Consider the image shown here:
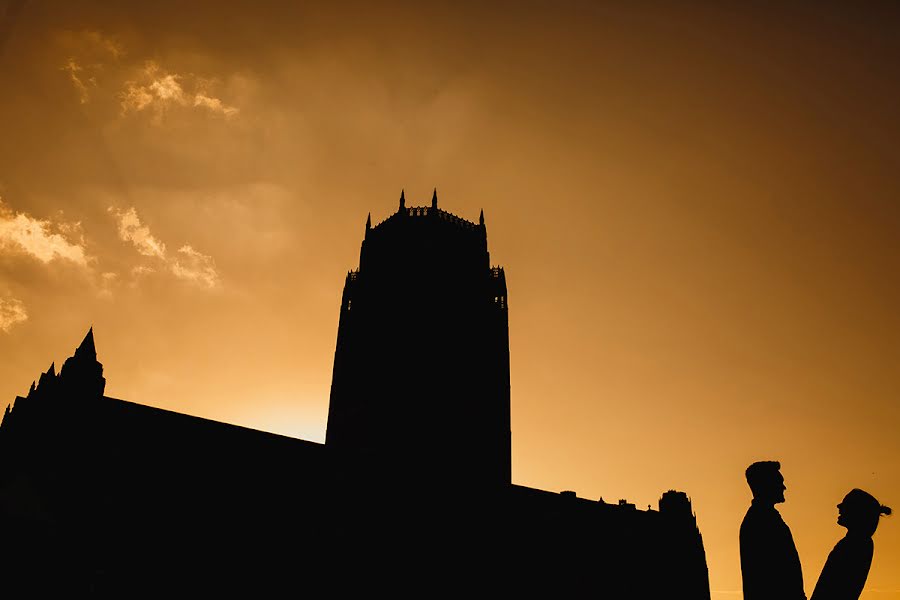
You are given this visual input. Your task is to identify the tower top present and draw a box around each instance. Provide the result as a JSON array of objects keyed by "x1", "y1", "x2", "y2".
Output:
[
  {"x1": 432, "y1": 188, "x2": 438, "y2": 209},
  {"x1": 399, "y1": 189, "x2": 406, "y2": 210},
  {"x1": 75, "y1": 327, "x2": 97, "y2": 360}
]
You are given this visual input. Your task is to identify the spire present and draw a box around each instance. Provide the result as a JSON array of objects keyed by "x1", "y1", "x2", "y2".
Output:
[
  {"x1": 479, "y1": 209, "x2": 485, "y2": 226},
  {"x1": 75, "y1": 327, "x2": 97, "y2": 359},
  {"x1": 399, "y1": 189, "x2": 406, "y2": 210},
  {"x1": 366, "y1": 212, "x2": 371, "y2": 230},
  {"x1": 431, "y1": 188, "x2": 438, "y2": 209}
]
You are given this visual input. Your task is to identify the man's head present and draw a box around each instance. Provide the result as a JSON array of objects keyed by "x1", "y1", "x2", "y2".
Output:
[{"x1": 745, "y1": 461, "x2": 786, "y2": 505}]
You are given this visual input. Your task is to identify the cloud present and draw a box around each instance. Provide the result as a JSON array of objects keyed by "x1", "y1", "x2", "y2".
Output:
[
  {"x1": 61, "y1": 58, "x2": 94, "y2": 104},
  {"x1": 119, "y1": 82, "x2": 154, "y2": 112},
  {"x1": 0, "y1": 297, "x2": 27, "y2": 332},
  {"x1": 120, "y1": 61, "x2": 238, "y2": 121},
  {"x1": 58, "y1": 31, "x2": 122, "y2": 104},
  {"x1": 58, "y1": 34, "x2": 240, "y2": 122},
  {"x1": 109, "y1": 206, "x2": 166, "y2": 258},
  {"x1": 171, "y1": 245, "x2": 219, "y2": 288},
  {"x1": 0, "y1": 198, "x2": 89, "y2": 266},
  {"x1": 98, "y1": 271, "x2": 118, "y2": 298},
  {"x1": 110, "y1": 206, "x2": 220, "y2": 288},
  {"x1": 194, "y1": 93, "x2": 239, "y2": 118},
  {"x1": 149, "y1": 73, "x2": 185, "y2": 103},
  {"x1": 74, "y1": 30, "x2": 122, "y2": 60},
  {"x1": 57, "y1": 30, "x2": 122, "y2": 61},
  {"x1": 131, "y1": 265, "x2": 155, "y2": 277}
]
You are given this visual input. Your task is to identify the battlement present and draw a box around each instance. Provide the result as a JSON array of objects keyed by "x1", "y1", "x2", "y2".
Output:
[
  {"x1": 371, "y1": 206, "x2": 482, "y2": 232},
  {"x1": 367, "y1": 190, "x2": 485, "y2": 239}
]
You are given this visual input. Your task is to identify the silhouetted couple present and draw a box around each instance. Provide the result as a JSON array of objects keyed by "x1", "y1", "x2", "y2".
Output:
[{"x1": 740, "y1": 461, "x2": 891, "y2": 600}]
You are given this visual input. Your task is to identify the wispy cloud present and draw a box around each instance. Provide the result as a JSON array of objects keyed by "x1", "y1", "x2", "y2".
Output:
[
  {"x1": 109, "y1": 206, "x2": 166, "y2": 258},
  {"x1": 0, "y1": 198, "x2": 89, "y2": 266},
  {"x1": 97, "y1": 271, "x2": 118, "y2": 298},
  {"x1": 110, "y1": 206, "x2": 220, "y2": 288},
  {"x1": 58, "y1": 31, "x2": 122, "y2": 104},
  {"x1": 0, "y1": 297, "x2": 28, "y2": 333},
  {"x1": 194, "y1": 93, "x2": 239, "y2": 118},
  {"x1": 120, "y1": 61, "x2": 239, "y2": 122},
  {"x1": 61, "y1": 58, "x2": 94, "y2": 104},
  {"x1": 58, "y1": 33, "x2": 240, "y2": 123},
  {"x1": 58, "y1": 30, "x2": 122, "y2": 61},
  {"x1": 171, "y1": 245, "x2": 219, "y2": 288}
]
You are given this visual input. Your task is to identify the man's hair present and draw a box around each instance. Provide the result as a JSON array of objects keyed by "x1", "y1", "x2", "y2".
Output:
[{"x1": 745, "y1": 461, "x2": 781, "y2": 494}]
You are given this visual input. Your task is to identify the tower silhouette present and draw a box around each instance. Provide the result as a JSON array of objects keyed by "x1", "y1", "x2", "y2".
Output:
[{"x1": 326, "y1": 190, "x2": 511, "y2": 486}]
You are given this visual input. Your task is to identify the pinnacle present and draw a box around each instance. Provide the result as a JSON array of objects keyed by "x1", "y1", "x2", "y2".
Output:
[{"x1": 76, "y1": 327, "x2": 97, "y2": 359}]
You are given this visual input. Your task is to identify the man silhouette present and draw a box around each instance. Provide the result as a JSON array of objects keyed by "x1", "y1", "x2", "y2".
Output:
[{"x1": 740, "y1": 460, "x2": 806, "y2": 600}]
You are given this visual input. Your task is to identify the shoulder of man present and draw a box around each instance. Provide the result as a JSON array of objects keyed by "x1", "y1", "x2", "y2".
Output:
[{"x1": 741, "y1": 504, "x2": 783, "y2": 530}]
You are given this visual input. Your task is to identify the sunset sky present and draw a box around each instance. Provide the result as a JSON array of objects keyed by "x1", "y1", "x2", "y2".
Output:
[{"x1": 1, "y1": 1, "x2": 899, "y2": 597}]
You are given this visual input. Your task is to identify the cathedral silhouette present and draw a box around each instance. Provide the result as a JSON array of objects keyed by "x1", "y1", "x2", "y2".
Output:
[{"x1": 0, "y1": 192, "x2": 710, "y2": 597}]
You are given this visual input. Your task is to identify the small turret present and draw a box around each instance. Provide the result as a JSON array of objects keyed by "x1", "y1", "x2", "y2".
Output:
[
  {"x1": 479, "y1": 209, "x2": 485, "y2": 226},
  {"x1": 432, "y1": 188, "x2": 438, "y2": 209},
  {"x1": 399, "y1": 189, "x2": 406, "y2": 211}
]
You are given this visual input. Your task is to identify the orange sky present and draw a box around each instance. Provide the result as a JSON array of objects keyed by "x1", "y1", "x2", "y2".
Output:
[{"x1": 1, "y1": 2, "x2": 899, "y2": 597}]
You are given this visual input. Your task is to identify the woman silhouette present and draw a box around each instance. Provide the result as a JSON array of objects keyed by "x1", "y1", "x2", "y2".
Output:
[{"x1": 811, "y1": 489, "x2": 891, "y2": 600}]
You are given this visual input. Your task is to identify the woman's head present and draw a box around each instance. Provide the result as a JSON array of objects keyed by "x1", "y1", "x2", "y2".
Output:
[{"x1": 837, "y1": 489, "x2": 892, "y2": 536}]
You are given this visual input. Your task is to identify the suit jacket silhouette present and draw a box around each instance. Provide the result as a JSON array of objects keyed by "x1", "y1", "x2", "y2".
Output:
[
  {"x1": 740, "y1": 500, "x2": 806, "y2": 600},
  {"x1": 810, "y1": 534, "x2": 873, "y2": 600}
]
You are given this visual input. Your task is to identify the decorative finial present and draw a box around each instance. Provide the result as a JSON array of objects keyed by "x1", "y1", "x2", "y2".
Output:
[
  {"x1": 431, "y1": 188, "x2": 438, "y2": 209},
  {"x1": 399, "y1": 189, "x2": 406, "y2": 210},
  {"x1": 366, "y1": 212, "x2": 371, "y2": 230},
  {"x1": 479, "y1": 209, "x2": 485, "y2": 226}
]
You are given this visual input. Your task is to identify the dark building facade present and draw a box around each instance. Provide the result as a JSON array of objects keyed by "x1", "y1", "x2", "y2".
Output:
[
  {"x1": 327, "y1": 190, "x2": 511, "y2": 486},
  {"x1": 0, "y1": 193, "x2": 710, "y2": 598}
]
